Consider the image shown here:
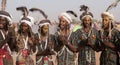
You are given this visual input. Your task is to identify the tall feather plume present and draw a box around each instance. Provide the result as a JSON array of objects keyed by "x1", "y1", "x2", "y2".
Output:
[
  {"x1": 29, "y1": 8, "x2": 48, "y2": 19},
  {"x1": 106, "y1": 0, "x2": 120, "y2": 12},
  {"x1": 1, "y1": 0, "x2": 7, "y2": 11},
  {"x1": 66, "y1": 10, "x2": 77, "y2": 17},
  {"x1": 79, "y1": 5, "x2": 93, "y2": 20},
  {"x1": 80, "y1": 5, "x2": 89, "y2": 12},
  {"x1": 16, "y1": 6, "x2": 29, "y2": 18}
]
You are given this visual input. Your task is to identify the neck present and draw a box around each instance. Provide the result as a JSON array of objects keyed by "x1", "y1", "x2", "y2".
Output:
[
  {"x1": 104, "y1": 28, "x2": 109, "y2": 32},
  {"x1": 41, "y1": 32, "x2": 48, "y2": 37},
  {"x1": 0, "y1": 28, "x2": 7, "y2": 31},
  {"x1": 60, "y1": 28, "x2": 70, "y2": 36},
  {"x1": 84, "y1": 27, "x2": 90, "y2": 33},
  {"x1": 84, "y1": 25, "x2": 91, "y2": 28},
  {"x1": 61, "y1": 27, "x2": 68, "y2": 32},
  {"x1": 0, "y1": 29, "x2": 5, "y2": 31},
  {"x1": 22, "y1": 32, "x2": 28, "y2": 37},
  {"x1": 103, "y1": 25, "x2": 110, "y2": 31}
]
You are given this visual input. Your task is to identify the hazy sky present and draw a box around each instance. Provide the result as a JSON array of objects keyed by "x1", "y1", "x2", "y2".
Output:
[{"x1": 2, "y1": 0, "x2": 120, "y2": 22}]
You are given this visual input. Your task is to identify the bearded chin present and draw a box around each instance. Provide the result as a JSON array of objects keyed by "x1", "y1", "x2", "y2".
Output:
[
  {"x1": 60, "y1": 25, "x2": 69, "y2": 30},
  {"x1": 41, "y1": 31, "x2": 48, "y2": 36},
  {"x1": 104, "y1": 26, "x2": 109, "y2": 30},
  {"x1": 22, "y1": 29, "x2": 28, "y2": 33},
  {"x1": 103, "y1": 24, "x2": 109, "y2": 30},
  {"x1": 84, "y1": 24, "x2": 91, "y2": 28},
  {"x1": 0, "y1": 27, "x2": 2, "y2": 29},
  {"x1": 0, "y1": 27, "x2": 5, "y2": 30}
]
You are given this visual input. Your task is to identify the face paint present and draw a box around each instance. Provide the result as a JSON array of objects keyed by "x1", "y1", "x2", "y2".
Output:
[
  {"x1": 41, "y1": 25, "x2": 49, "y2": 35},
  {"x1": 83, "y1": 16, "x2": 91, "y2": 27},
  {"x1": 21, "y1": 22, "x2": 29, "y2": 33},
  {"x1": 102, "y1": 15, "x2": 110, "y2": 29},
  {"x1": 59, "y1": 17, "x2": 68, "y2": 29}
]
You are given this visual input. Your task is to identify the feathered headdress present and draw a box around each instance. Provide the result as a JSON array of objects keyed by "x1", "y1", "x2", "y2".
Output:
[
  {"x1": 0, "y1": 0, "x2": 12, "y2": 24},
  {"x1": 58, "y1": 10, "x2": 77, "y2": 24},
  {"x1": 79, "y1": 5, "x2": 93, "y2": 20},
  {"x1": 29, "y1": 7, "x2": 50, "y2": 27},
  {"x1": 16, "y1": 6, "x2": 29, "y2": 18},
  {"x1": 101, "y1": 0, "x2": 119, "y2": 38},
  {"x1": 80, "y1": 5, "x2": 89, "y2": 12},
  {"x1": 16, "y1": 6, "x2": 34, "y2": 27}
]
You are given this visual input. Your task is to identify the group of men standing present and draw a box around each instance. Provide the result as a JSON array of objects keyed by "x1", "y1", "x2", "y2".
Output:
[{"x1": 0, "y1": 1, "x2": 120, "y2": 65}]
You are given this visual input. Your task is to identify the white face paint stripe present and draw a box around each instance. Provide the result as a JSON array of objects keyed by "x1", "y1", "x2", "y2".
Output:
[
  {"x1": 39, "y1": 23, "x2": 50, "y2": 27},
  {"x1": 81, "y1": 15, "x2": 93, "y2": 20},
  {"x1": 20, "y1": 20, "x2": 32, "y2": 27}
]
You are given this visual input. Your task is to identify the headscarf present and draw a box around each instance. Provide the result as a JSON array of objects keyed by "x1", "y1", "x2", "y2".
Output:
[{"x1": 59, "y1": 12, "x2": 72, "y2": 24}]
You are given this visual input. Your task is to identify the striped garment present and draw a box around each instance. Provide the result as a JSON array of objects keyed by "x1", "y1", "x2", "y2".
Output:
[
  {"x1": 75, "y1": 27, "x2": 99, "y2": 65},
  {"x1": 55, "y1": 31, "x2": 77, "y2": 65}
]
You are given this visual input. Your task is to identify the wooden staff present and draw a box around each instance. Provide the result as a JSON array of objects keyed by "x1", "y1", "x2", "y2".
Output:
[{"x1": 1, "y1": 0, "x2": 7, "y2": 11}]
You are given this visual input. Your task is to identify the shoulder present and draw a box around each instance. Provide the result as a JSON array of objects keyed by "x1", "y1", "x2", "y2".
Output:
[
  {"x1": 92, "y1": 27, "x2": 99, "y2": 32},
  {"x1": 55, "y1": 31, "x2": 60, "y2": 37},
  {"x1": 112, "y1": 28, "x2": 120, "y2": 37},
  {"x1": 112, "y1": 28, "x2": 120, "y2": 33},
  {"x1": 74, "y1": 29, "x2": 82, "y2": 34}
]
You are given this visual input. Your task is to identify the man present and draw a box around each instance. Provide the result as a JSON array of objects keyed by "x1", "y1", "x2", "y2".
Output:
[
  {"x1": 99, "y1": 12, "x2": 119, "y2": 65},
  {"x1": 0, "y1": 10, "x2": 15, "y2": 65},
  {"x1": 34, "y1": 19, "x2": 57, "y2": 65},
  {"x1": 16, "y1": 7, "x2": 35, "y2": 65},
  {"x1": 75, "y1": 11, "x2": 100, "y2": 65},
  {"x1": 0, "y1": 0, "x2": 15, "y2": 64},
  {"x1": 30, "y1": 7, "x2": 57, "y2": 65},
  {"x1": 55, "y1": 12, "x2": 78, "y2": 65}
]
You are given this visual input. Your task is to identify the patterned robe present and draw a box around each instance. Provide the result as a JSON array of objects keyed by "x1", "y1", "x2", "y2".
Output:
[
  {"x1": 16, "y1": 34, "x2": 35, "y2": 53},
  {"x1": 75, "y1": 27, "x2": 99, "y2": 65},
  {"x1": 55, "y1": 31, "x2": 77, "y2": 65},
  {"x1": 16, "y1": 34, "x2": 35, "y2": 65},
  {"x1": 35, "y1": 33, "x2": 56, "y2": 65},
  {"x1": 99, "y1": 28, "x2": 119, "y2": 65},
  {"x1": 0, "y1": 27, "x2": 15, "y2": 65}
]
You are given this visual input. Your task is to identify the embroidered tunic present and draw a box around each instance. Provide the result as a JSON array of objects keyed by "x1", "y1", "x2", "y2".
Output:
[
  {"x1": 55, "y1": 30, "x2": 77, "y2": 65},
  {"x1": 75, "y1": 27, "x2": 99, "y2": 65},
  {"x1": 0, "y1": 27, "x2": 15, "y2": 65},
  {"x1": 16, "y1": 33, "x2": 35, "y2": 65},
  {"x1": 16, "y1": 34, "x2": 35, "y2": 53},
  {"x1": 35, "y1": 33, "x2": 56, "y2": 65},
  {"x1": 99, "y1": 28, "x2": 119, "y2": 65}
]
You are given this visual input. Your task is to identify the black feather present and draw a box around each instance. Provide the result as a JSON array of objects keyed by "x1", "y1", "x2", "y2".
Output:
[
  {"x1": 80, "y1": 5, "x2": 89, "y2": 12},
  {"x1": 16, "y1": 6, "x2": 29, "y2": 17},
  {"x1": 66, "y1": 10, "x2": 77, "y2": 17},
  {"x1": 29, "y1": 8, "x2": 48, "y2": 19}
]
